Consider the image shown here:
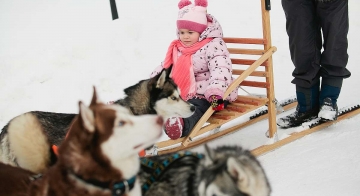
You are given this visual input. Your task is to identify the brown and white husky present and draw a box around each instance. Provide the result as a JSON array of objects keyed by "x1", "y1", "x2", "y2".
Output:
[{"x1": 0, "y1": 87, "x2": 163, "y2": 196}]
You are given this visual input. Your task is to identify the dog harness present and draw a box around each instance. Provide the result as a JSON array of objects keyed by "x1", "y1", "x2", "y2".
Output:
[
  {"x1": 71, "y1": 172, "x2": 137, "y2": 196},
  {"x1": 112, "y1": 176, "x2": 137, "y2": 196},
  {"x1": 140, "y1": 151, "x2": 204, "y2": 194}
]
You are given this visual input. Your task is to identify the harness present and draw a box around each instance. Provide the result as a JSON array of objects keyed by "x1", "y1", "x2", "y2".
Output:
[
  {"x1": 29, "y1": 171, "x2": 137, "y2": 196},
  {"x1": 141, "y1": 151, "x2": 204, "y2": 193},
  {"x1": 70, "y1": 172, "x2": 137, "y2": 196}
]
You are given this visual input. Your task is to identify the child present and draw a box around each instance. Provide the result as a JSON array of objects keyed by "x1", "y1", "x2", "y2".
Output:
[{"x1": 150, "y1": 0, "x2": 238, "y2": 140}]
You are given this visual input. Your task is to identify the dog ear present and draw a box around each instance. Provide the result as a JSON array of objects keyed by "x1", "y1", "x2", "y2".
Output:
[
  {"x1": 79, "y1": 101, "x2": 95, "y2": 132},
  {"x1": 165, "y1": 64, "x2": 173, "y2": 78},
  {"x1": 90, "y1": 86, "x2": 98, "y2": 106},
  {"x1": 204, "y1": 144, "x2": 216, "y2": 163},
  {"x1": 156, "y1": 69, "x2": 167, "y2": 89},
  {"x1": 226, "y1": 157, "x2": 251, "y2": 195}
]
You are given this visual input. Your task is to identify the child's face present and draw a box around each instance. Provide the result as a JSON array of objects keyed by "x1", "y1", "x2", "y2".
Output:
[{"x1": 179, "y1": 29, "x2": 200, "y2": 46}]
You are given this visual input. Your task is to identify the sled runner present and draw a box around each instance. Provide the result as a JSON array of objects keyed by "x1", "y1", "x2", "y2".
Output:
[
  {"x1": 149, "y1": 0, "x2": 282, "y2": 155},
  {"x1": 252, "y1": 104, "x2": 360, "y2": 156}
]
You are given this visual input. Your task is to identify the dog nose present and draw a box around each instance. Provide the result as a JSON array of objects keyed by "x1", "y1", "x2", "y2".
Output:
[
  {"x1": 190, "y1": 105, "x2": 196, "y2": 112},
  {"x1": 156, "y1": 116, "x2": 164, "y2": 125}
]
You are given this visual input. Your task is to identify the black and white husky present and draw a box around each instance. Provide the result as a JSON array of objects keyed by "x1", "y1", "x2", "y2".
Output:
[
  {"x1": 140, "y1": 145, "x2": 271, "y2": 196},
  {"x1": 0, "y1": 68, "x2": 195, "y2": 173},
  {"x1": 114, "y1": 66, "x2": 195, "y2": 120}
]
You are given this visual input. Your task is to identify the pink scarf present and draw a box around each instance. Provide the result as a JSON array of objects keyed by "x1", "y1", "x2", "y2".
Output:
[{"x1": 163, "y1": 38, "x2": 213, "y2": 99}]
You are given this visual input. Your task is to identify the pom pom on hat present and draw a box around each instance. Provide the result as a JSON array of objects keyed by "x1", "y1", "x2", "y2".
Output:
[
  {"x1": 195, "y1": 0, "x2": 208, "y2": 7},
  {"x1": 178, "y1": 0, "x2": 192, "y2": 9},
  {"x1": 177, "y1": 0, "x2": 208, "y2": 33}
]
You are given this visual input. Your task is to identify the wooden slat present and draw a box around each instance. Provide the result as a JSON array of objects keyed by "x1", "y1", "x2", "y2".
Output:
[
  {"x1": 228, "y1": 48, "x2": 266, "y2": 55},
  {"x1": 223, "y1": 37, "x2": 267, "y2": 45},
  {"x1": 231, "y1": 59, "x2": 268, "y2": 66},
  {"x1": 233, "y1": 69, "x2": 268, "y2": 77},
  {"x1": 226, "y1": 105, "x2": 247, "y2": 113},
  {"x1": 211, "y1": 114, "x2": 232, "y2": 120},
  {"x1": 215, "y1": 111, "x2": 236, "y2": 116},
  {"x1": 234, "y1": 96, "x2": 268, "y2": 106},
  {"x1": 229, "y1": 102, "x2": 253, "y2": 109},
  {"x1": 237, "y1": 95, "x2": 268, "y2": 102},
  {"x1": 234, "y1": 99, "x2": 261, "y2": 106},
  {"x1": 240, "y1": 81, "x2": 269, "y2": 88}
]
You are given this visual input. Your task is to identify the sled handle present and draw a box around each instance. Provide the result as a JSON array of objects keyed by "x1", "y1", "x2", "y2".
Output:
[
  {"x1": 109, "y1": 0, "x2": 119, "y2": 20},
  {"x1": 265, "y1": 0, "x2": 271, "y2": 10}
]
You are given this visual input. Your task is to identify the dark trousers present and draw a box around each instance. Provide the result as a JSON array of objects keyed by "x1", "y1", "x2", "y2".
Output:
[
  {"x1": 181, "y1": 98, "x2": 229, "y2": 137},
  {"x1": 282, "y1": 0, "x2": 350, "y2": 88}
]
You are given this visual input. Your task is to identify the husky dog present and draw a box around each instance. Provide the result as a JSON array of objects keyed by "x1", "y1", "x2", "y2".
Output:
[
  {"x1": 0, "y1": 87, "x2": 163, "y2": 196},
  {"x1": 0, "y1": 68, "x2": 195, "y2": 173},
  {"x1": 114, "y1": 66, "x2": 195, "y2": 120},
  {"x1": 140, "y1": 145, "x2": 271, "y2": 196}
]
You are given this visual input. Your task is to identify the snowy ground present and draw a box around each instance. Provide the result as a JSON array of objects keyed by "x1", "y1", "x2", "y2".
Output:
[{"x1": 1, "y1": 0, "x2": 359, "y2": 195}]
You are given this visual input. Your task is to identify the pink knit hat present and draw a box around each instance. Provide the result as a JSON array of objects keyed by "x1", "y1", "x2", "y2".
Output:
[{"x1": 177, "y1": 0, "x2": 208, "y2": 33}]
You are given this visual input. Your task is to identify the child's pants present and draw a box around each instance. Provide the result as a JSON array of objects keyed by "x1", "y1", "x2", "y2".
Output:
[{"x1": 182, "y1": 98, "x2": 228, "y2": 137}]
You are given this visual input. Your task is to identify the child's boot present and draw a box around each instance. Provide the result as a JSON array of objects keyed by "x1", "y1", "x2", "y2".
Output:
[
  {"x1": 277, "y1": 82, "x2": 319, "y2": 128},
  {"x1": 318, "y1": 78, "x2": 342, "y2": 121},
  {"x1": 164, "y1": 117, "x2": 184, "y2": 140}
]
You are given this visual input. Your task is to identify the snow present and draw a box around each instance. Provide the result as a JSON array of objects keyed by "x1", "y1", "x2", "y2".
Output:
[{"x1": 1, "y1": 0, "x2": 360, "y2": 195}]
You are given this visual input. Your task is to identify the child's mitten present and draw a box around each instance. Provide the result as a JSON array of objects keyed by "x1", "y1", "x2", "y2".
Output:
[{"x1": 209, "y1": 95, "x2": 224, "y2": 111}]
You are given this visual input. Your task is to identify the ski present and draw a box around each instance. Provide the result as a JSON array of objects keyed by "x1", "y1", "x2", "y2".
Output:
[{"x1": 252, "y1": 103, "x2": 360, "y2": 156}]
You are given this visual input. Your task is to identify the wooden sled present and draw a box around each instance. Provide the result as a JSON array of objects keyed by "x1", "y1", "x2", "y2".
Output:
[{"x1": 152, "y1": 0, "x2": 279, "y2": 155}]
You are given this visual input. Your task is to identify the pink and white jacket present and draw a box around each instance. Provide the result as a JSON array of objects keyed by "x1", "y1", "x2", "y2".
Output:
[{"x1": 151, "y1": 14, "x2": 238, "y2": 102}]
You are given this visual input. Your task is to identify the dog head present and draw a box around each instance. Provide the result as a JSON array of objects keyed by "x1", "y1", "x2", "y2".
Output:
[
  {"x1": 198, "y1": 145, "x2": 271, "y2": 196},
  {"x1": 150, "y1": 66, "x2": 195, "y2": 119},
  {"x1": 59, "y1": 87, "x2": 163, "y2": 179}
]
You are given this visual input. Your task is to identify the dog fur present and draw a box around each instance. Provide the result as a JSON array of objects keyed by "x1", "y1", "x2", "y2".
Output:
[
  {"x1": 114, "y1": 66, "x2": 195, "y2": 120},
  {"x1": 0, "y1": 87, "x2": 163, "y2": 196},
  {"x1": 140, "y1": 145, "x2": 271, "y2": 196},
  {"x1": 0, "y1": 162, "x2": 37, "y2": 196},
  {"x1": 0, "y1": 68, "x2": 194, "y2": 173}
]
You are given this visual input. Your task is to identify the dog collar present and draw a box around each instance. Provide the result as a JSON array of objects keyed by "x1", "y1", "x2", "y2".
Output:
[
  {"x1": 112, "y1": 176, "x2": 137, "y2": 196},
  {"x1": 71, "y1": 173, "x2": 136, "y2": 196}
]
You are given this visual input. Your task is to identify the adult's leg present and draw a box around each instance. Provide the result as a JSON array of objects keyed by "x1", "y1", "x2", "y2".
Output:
[
  {"x1": 317, "y1": 0, "x2": 350, "y2": 80},
  {"x1": 282, "y1": 0, "x2": 322, "y2": 88},
  {"x1": 317, "y1": 0, "x2": 350, "y2": 105},
  {"x1": 278, "y1": 0, "x2": 322, "y2": 128}
]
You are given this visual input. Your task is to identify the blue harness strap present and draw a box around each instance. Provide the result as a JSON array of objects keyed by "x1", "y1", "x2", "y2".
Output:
[
  {"x1": 112, "y1": 176, "x2": 137, "y2": 196},
  {"x1": 141, "y1": 151, "x2": 204, "y2": 193}
]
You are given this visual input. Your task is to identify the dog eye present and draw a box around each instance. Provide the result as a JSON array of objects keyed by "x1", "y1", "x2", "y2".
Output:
[
  {"x1": 118, "y1": 121, "x2": 125, "y2": 127},
  {"x1": 171, "y1": 96, "x2": 177, "y2": 101}
]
